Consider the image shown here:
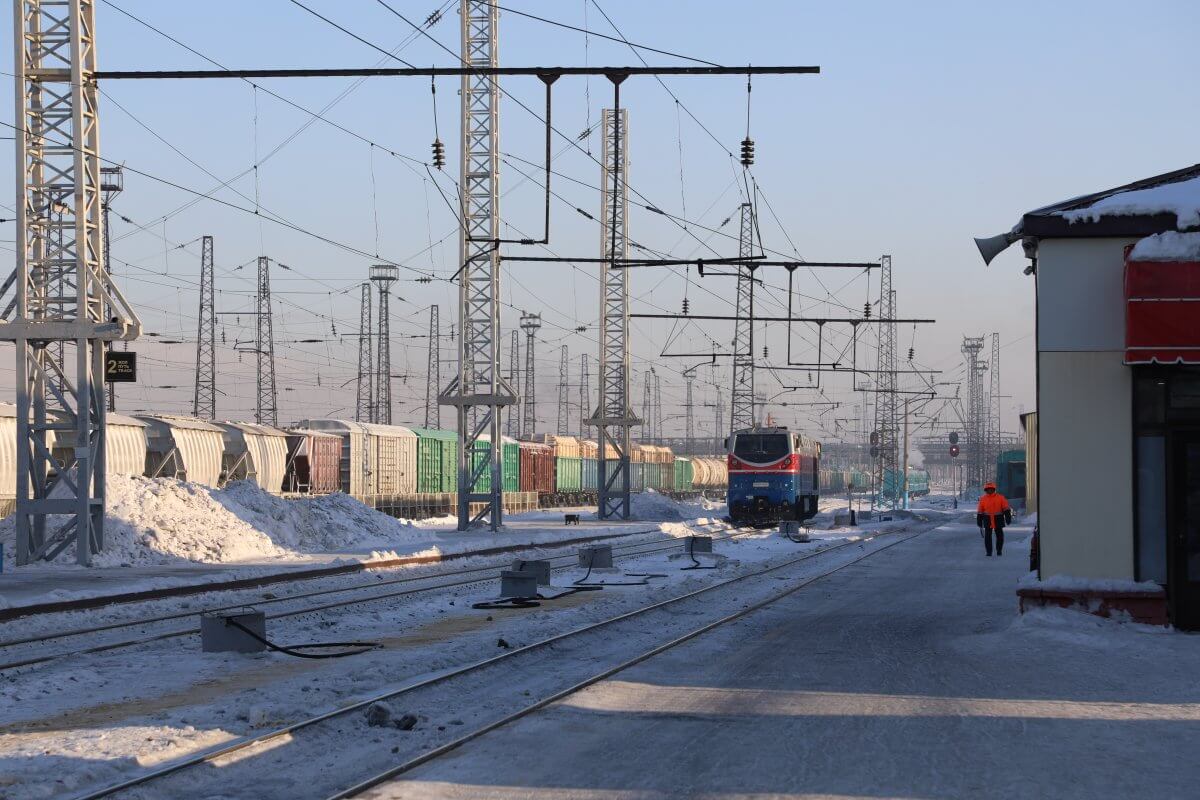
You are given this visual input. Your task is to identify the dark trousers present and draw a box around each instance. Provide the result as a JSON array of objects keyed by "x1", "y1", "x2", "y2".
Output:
[{"x1": 984, "y1": 526, "x2": 1004, "y2": 556}]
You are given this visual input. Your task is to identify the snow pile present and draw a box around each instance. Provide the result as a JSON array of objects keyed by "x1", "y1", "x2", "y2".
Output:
[
  {"x1": 1129, "y1": 230, "x2": 1200, "y2": 262},
  {"x1": 1018, "y1": 571, "x2": 1164, "y2": 594},
  {"x1": 0, "y1": 475, "x2": 435, "y2": 568},
  {"x1": 627, "y1": 489, "x2": 689, "y2": 521},
  {"x1": 1060, "y1": 174, "x2": 1200, "y2": 227}
]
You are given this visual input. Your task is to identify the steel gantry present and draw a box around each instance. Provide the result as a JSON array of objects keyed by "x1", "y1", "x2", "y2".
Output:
[
  {"x1": 192, "y1": 235, "x2": 216, "y2": 420},
  {"x1": 873, "y1": 256, "x2": 899, "y2": 509},
  {"x1": 588, "y1": 106, "x2": 639, "y2": 519},
  {"x1": 2, "y1": 0, "x2": 141, "y2": 565},
  {"x1": 255, "y1": 256, "x2": 278, "y2": 427},
  {"x1": 730, "y1": 202, "x2": 756, "y2": 434},
  {"x1": 439, "y1": 0, "x2": 515, "y2": 531}
]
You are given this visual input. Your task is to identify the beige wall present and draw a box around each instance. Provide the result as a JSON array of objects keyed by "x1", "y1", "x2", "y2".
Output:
[
  {"x1": 1036, "y1": 236, "x2": 1140, "y2": 580},
  {"x1": 1037, "y1": 351, "x2": 1133, "y2": 579}
]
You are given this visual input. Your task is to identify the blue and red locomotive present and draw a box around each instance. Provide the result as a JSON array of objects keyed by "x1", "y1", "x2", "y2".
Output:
[{"x1": 726, "y1": 426, "x2": 821, "y2": 526}]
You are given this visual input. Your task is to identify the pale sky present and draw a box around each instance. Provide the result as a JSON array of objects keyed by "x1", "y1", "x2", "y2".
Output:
[{"x1": 2, "y1": 0, "x2": 1197, "y2": 446}]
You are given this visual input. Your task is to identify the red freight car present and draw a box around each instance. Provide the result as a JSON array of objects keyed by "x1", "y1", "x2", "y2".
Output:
[
  {"x1": 518, "y1": 441, "x2": 554, "y2": 495},
  {"x1": 283, "y1": 428, "x2": 343, "y2": 494}
]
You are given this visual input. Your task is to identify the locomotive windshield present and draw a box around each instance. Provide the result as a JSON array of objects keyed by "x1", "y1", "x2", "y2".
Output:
[{"x1": 733, "y1": 433, "x2": 789, "y2": 463}]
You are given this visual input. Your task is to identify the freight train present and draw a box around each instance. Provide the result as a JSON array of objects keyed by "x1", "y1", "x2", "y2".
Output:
[
  {"x1": 0, "y1": 407, "x2": 727, "y2": 516},
  {"x1": 726, "y1": 426, "x2": 821, "y2": 526}
]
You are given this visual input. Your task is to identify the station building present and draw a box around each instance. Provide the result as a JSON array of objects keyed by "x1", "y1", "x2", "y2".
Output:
[{"x1": 981, "y1": 164, "x2": 1200, "y2": 628}]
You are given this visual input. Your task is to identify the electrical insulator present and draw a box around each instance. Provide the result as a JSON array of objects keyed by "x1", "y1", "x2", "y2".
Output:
[
  {"x1": 682, "y1": 297, "x2": 690, "y2": 315},
  {"x1": 762, "y1": 345, "x2": 768, "y2": 358},
  {"x1": 431, "y1": 138, "x2": 446, "y2": 169},
  {"x1": 908, "y1": 347, "x2": 914, "y2": 361},
  {"x1": 863, "y1": 302, "x2": 871, "y2": 319},
  {"x1": 808, "y1": 372, "x2": 813, "y2": 382},
  {"x1": 740, "y1": 137, "x2": 755, "y2": 167}
]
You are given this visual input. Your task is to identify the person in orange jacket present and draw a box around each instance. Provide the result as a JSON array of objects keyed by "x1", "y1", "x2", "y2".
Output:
[{"x1": 976, "y1": 481, "x2": 1012, "y2": 557}]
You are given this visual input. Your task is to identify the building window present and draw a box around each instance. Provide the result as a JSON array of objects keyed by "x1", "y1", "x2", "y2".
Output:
[{"x1": 1136, "y1": 435, "x2": 1167, "y2": 583}]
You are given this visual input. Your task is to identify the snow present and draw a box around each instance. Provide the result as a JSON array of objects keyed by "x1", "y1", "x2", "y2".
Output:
[
  {"x1": 1018, "y1": 571, "x2": 1164, "y2": 594},
  {"x1": 1059, "y1": 174, "x2": 1200, "y2": 227},
  {"x1": 1129, "y1": 230, "x2": 1200, "y2": 262},
  {"x1": 0, "y1": 475, "x2": 437, "y2": 569}
]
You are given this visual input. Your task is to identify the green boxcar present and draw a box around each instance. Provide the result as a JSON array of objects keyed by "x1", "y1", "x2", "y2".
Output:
[
  {"x1": 410, "y1": 427, "x2": 457, "y2": 493},
  {"x1": 674, "y1": 457, "x2": 694, "y2": 492},
  {"x1": 502, "y1": 439, "x2": 520, "y2": 493},
  {"x1": 555, "y1": 456, "x2": 583, "y2": 493}
]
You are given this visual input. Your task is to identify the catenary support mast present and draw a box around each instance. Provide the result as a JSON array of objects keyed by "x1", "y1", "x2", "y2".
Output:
[
  {"x1": 440, "y1": 0, "x2": 514, "y2": 530},
  {"x1": 556, "y1": 343, "x2": 569, "y2": 436},
  {"x1": 3, "y1": 0, "x2": 142, "y2": 565},
  {"x1": 589, "y1": 106, "x2": 639, "y2": 519},
  {"x1": 255, "y1": 256, "x2": 277, "y2": 426},
  {"x1": 520, "y1": 311, "x2": 541, "y2": 438},
  {"x1": 873, "y1": 256, "x2": 898, "y2": 509},
  {"x1": 370, "y1": 264, "x2": 398, "y2": 425},
  {"x1": 355, "y1": 282, "x2": 372, "y2": 423},
  {"x1": 425, "y1": 304, "x2": 440, "y2": 428},
  {"x1": 730, "y1": 202, "x2": 756, "y2": 433},
  {"x1": 192, "y1": 235, "x2": 215, "y2": 419}
]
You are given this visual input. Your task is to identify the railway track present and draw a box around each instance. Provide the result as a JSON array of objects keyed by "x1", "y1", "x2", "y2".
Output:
[
  {"x1": 68, "y1": 516, "x2": 941, "y2": 800},
  {"x1": 0, "y1": 522, "x2": 739, "y2": 673}
]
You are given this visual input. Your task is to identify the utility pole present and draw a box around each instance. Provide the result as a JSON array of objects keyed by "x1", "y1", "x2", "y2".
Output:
[
  {"x1": 100, "y1": 166, "x2": 123, "y2": 412},
  {"x1": 355, "y1": 283, "x2": 373, "y2": 423},
  {"x1": 684, "y1": 368, "x2": 695, "y2": 456},
  {"x1": 556, "y1": 344, "x2": 569, "y2": 436},
  {"x1": 873, "y1": 256, "x2": 898, "y2": 509},
  {"x1": 715, "y1": 391, "x2": 725, "y2": 454},
  {"x1": 256, "y1": 256, "x2": 278, "y2": 427},
  {"x1": 588, "y1": 106, "x2": 639, "y2": 519},
  {"x1": 731, "y1": 202, "x2": 756, "y2": 433},
  {"x1": 370, "y1": 264, "x2": 398, "y2": 425},
  {"x1": 901, "y1": 395, "x2": 910, "y2": 510},
  {"x1": 192, "y1": 235, "x2": 216, "y2": 420},
  {"x1": 506, "y1": 329, "x2": 521, "y2": 438},
  {"x1": 654, "y1": 370, "x2": 663, "y2": 445},
  {"x1": 425, "y1": 304, "x2": 440, "y2": 428},
  {"x1": 440, "y1": 0, "x2": 514, "y2": 530},
  {"x1": 4, "y1": 0, "x2": 141, "y2": 565},
  {"x1": 520, "y1": 312, "x2": 541, "y2": 438},
  {"x1": 578, "y1": 352, "x2": 590, "y2": 440}
]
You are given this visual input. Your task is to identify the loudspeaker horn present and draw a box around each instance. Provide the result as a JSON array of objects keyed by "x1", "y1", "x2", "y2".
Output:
[{"x1": 974, "y1": 231, "x2": 1020, "y2": 266}]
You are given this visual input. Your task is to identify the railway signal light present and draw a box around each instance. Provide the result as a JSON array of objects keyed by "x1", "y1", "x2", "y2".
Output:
[
  {"x1": 950, "y1": 444, "x2": 960, "y2": 458},
  {"x1": 949, "y1": 432, "x2": 959, "y2": 444},
  {"x1": 870, "y1": 446, "x2": 880, "y2": 458},
  {"x1": 869, "y1": 431, "x2": 879, "y2": 445}
]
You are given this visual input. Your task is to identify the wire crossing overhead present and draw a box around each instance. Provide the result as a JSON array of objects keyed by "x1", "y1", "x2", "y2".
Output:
[
  {"x1": 1, "y1": 0, "x2": 141, "y2": 566},
  {"x1": 589, "y1": 106, "x2": 639, "y2": 521},
  {"x1": 94, "y1": 66, "x2": 821, "y2": 81},
  {"x1": 192, "y1": 235, "x2": 216, "y2": 420},
  {"x1": 439, "y1": 0, "x2": 514, "y2": 532},
  {"x1": 731, "y1": 202, "x2": 757, "y2": 433},
  {"x1": 256, "y1": 256, "x2": 278, "y2": 427}
]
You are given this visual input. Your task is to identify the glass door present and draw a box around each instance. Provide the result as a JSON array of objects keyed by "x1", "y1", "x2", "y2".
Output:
[{"x1": 1170, "y1": 432, "x2": 1200, "y2": 629}]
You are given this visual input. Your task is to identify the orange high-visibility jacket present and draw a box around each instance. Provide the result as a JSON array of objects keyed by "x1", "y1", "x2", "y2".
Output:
[{"x1": 977, "y1": 492, "x2": 1011, "y2": 528}]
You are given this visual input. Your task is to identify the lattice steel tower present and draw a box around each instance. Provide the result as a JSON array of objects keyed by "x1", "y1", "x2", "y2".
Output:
[
  {"x1": 439, "y1": 0, "x2": 515, "y2": 529},
  {"x1": 425, "y1": 304, "x2": 440, "y2": 428},
  {"x1": 961, "y1": 335, "x2": 986, "y2": 492},
  {"x1": 255, "y1": 256, "x2": 278, "y2": 427},
  {"x1": 371, "y1": 264, "x2": 398, "y2": 425},
  {"x1": 3, "y1": 0, "x2": 142, "y2": 565},
  {"x1": 556, "y1": 344, "x2": 569, "y2": 436},
  {"x1": 506, "y1": 329, "x2": 520, "y2": 438},
  {"x1": 192, "y1": 235, "x2": 216, "y2": 419},
  {"x1": 731, "y1": 202, "x2": 756, "y2": 433},
  {"x1": 520, "y1": 312, "x2": 541, "y2": 438},
  {"x1": 588, "y1": 107, "x2": 639, "y2": 519},
  {"x1": 355, "y1": 283, "x2": 373, "y2": 423},
  {"x1": 988, "y1": 331, "x2": 1001, "y2": 483},
  {"x1": 578, "y1": 352, "x2": 590, "y2": 440},
  {"x1": 684, "y1": 367, "x2": 696, "y2": 455},
  {"x1": 873, "y1": 256, "x2": 899, "y2": 509},
  {"x1": 654, "y1": 370, "x2": 663, "y2": 445}
]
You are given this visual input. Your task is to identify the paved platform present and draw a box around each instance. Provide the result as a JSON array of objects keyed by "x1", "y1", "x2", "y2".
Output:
[{"x1": 371, "y1": 518, "x2": 1200, "y2": 799}]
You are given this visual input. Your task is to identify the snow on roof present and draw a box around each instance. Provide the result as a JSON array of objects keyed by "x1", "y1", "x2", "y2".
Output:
[
  {"x1": 1059, "y1": 174, "x2": 1200, "y2": 227},
  {"x1": 1129, "y1": 231, "x2": 1200, "y2": 262}
]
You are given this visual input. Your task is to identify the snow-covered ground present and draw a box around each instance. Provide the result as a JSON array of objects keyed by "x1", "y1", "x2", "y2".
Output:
[{"x1": 0, "y1": 498, "x2": 940, "y2": 799}]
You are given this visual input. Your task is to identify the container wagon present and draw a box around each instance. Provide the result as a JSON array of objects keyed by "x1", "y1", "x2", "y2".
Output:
[
  {"x1": 283, "y1": 428, "x2": 342, "y2": 494},
  {"x1": 295, "y1": 419, "x2": 418, "y2": 498},
  {"x1": 410, "y1": 427, "x2": 458, "y2": 493},
  {"x1": 518, "y1": 441, "x2": 554, "y2": 496}
]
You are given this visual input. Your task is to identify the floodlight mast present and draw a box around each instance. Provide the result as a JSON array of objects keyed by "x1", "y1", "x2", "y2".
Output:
[{"x1": 3, "y1": 0, "x2": 141, "y2": 565}]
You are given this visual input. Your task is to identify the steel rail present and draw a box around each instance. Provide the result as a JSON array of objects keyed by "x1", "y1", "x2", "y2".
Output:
[
  {"x1": 0, "y1": 524, "x2": 735, "y2": 672},
  {"x1": 69, "y1": 521, "x2": 931, "y2": 800},
  {"x1": 330, "y1": 528, "x2": 925, "y2": 798}
]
